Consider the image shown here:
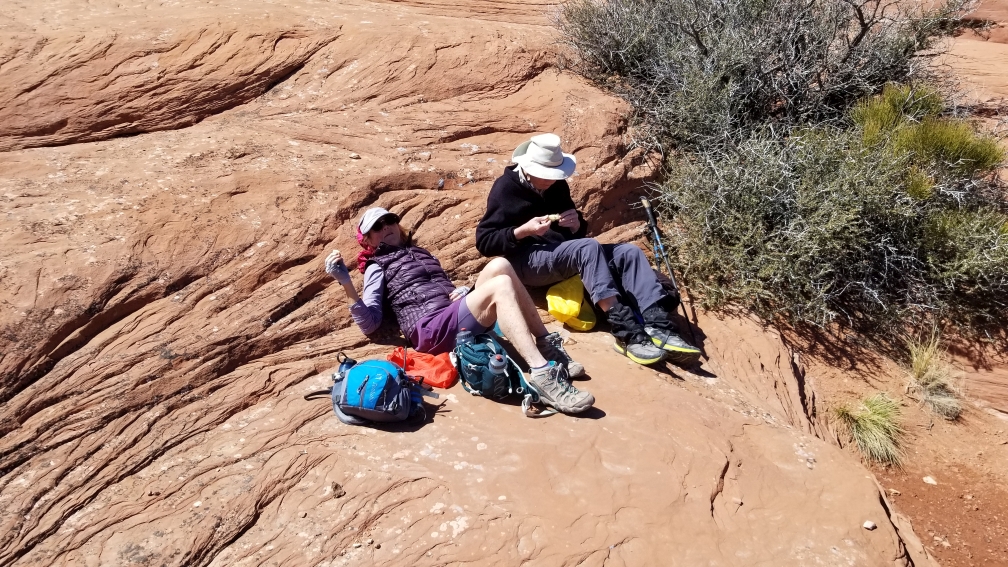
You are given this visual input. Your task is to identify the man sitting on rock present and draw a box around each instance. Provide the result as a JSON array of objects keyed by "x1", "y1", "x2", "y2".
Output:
[
  {"x1": 325, "y1": 206, "x2": 594, "y2": 414},
  {"x1": 475, "y1": 133, "x2": 701, "y2": 367}
]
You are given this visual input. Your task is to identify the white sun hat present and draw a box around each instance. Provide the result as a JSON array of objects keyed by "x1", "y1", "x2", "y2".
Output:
[
  {"x1": 511, "y1": 133, "x2": 577, "y2": 180},
  {"x1": 357, "y1": 207, "x2": 400, "y2": 234}
]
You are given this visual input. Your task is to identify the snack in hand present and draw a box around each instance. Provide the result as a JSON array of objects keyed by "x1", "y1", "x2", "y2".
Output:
[{"x1": 547, "y1": 214, "x2": 562, "y2": 222}]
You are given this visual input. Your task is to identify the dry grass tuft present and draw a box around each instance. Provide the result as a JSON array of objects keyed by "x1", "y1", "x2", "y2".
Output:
[
  {"x1": 835, "y1": 393, "x2": 904, "y2": 467},
  {"x1": 906, "y1": 330, "x2": 963, "y2": 420}
]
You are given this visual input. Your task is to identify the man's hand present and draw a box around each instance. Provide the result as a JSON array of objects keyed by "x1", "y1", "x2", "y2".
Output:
[
  {"x1": 325, "y1": 250, "x2": 353, "y2": 285},
  {"x1": 514, "y1": 216, "x2": 552, "y2": 240},
  {"x1": 556, "y1": 208, "x2": 580, "y2": 231}
]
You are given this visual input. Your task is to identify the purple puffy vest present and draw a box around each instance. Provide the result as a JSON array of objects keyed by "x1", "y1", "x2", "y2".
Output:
[{"x1": 369, "y1": 244, "x2": 456, "y2": 342}]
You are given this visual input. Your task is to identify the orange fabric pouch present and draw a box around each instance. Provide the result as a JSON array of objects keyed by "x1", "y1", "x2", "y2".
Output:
[{"x1": 387, "y1": 347, "x2": 458, "y2": 389}]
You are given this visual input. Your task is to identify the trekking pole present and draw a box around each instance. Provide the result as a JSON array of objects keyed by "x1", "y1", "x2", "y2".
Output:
[{"x1": 640, "y1": 197, "x2": 698, "y2": 345}]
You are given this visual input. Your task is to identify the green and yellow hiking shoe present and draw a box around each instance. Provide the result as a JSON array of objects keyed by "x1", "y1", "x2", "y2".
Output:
[
  {"x1": 645, "y1": 326, "x2": 702, "y2": 366},
  {"x1": 612, "y1": 337, "x2": 666, "y2": 366}
]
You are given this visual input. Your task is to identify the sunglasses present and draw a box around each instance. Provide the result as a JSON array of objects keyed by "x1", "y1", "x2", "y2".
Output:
[{"x1": 369, "y1": 215, "x2": 398, "y2": 233}]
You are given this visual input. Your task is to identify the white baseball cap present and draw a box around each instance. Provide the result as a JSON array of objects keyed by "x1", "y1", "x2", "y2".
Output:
[{"x1": 358, "y1": 207, "x2": 400, "y2": 234}]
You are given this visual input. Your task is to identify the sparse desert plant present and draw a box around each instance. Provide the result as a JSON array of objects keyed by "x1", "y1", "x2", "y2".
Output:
[
  {"x1": 556, "y1": 0, "x2": 972, "y2": 150},
  {"x1": 895, "y1": 118, "x2": 1005, "y2": 177},
  {"x1": 841, "y1": 83, "x2": 1004, "y2": 197},
  {"x1": 905, "y1": 330, "x2": 963, "y2": 419},
  {"x1": 834, "y1": 393, "x2": 905, "y2": 466}
]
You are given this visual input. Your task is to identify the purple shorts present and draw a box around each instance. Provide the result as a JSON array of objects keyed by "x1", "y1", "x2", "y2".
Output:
[{"x1": 410, "y1": 298, "x2": 488, "y2": 355}]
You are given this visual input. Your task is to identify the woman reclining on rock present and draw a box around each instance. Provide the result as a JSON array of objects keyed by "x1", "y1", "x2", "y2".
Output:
[{"x1": 324, "y1": 206, "x2": 593, "y2": 414}]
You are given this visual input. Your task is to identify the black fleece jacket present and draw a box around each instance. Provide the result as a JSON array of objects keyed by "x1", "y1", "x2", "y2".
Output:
[{"x1": 475, "y1": 165, "x2": 588, "y2": 257}]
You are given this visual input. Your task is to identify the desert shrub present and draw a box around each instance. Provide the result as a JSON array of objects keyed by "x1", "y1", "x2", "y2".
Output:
[
  {"x1": 556, "y1": 0, "x2": 970, "y2": 149},
  {"x1": 653, "y1": 119, "x2": 1008, "y2": 335},
  {"x1": 920, "y1": 209, "x2": 1008, "y2": 328},
  {"x1": 558, "y1": 0, "x2": 1007, "y2": 339},
  {"x1": 905, "y1": 329, "x2": 962, "y2": 419},
  {"x1": 835, "y1": 393, "x2": 904, "y2": 466},
  {"x1": 657, "y1": 128, "x2": 915, "y2": 328}
]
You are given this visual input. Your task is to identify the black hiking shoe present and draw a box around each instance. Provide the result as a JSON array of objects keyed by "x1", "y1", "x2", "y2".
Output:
[
  {"x1": 611, "y1": 339, "x2": 666, "y2": 365},
  {"x1": 645, "y1": 327, "x2": 702, "y2": 365}
]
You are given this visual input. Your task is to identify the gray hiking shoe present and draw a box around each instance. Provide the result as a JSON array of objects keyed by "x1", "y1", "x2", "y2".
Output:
[
  {"x1": 645, "y1": 326, "x2": 702, "y2": 366},
  {"x1": 536, "y1": 332, "x2": 586, "y2": 378},
  {"x1": 611, "y1": 336, "x2": 666, "y2": 366},
  {"x1": 527, "y1": 362, "x2": 594, "y2": 414}
]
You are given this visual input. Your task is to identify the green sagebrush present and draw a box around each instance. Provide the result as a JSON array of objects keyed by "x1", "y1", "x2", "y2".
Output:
[
  {"x1": 854, "y1": 84, "x2": 1004, "y2": 176},
  {"x1": 652, "y1": 90, "x2": 1007, "y2": 338},
  {"x1": 559, "y1": 0, "x2": 1006, "y2": 340}
]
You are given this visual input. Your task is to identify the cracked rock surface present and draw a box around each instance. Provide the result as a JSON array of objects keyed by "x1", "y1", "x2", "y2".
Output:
[{"x1": 1, "y1": 0, "x2": 941, "y2": 565}]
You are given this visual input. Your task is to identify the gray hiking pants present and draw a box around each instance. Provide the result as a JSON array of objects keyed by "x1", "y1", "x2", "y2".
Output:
[{"x1": 507, "y1": 238, "x2": 666, "y2": 313}]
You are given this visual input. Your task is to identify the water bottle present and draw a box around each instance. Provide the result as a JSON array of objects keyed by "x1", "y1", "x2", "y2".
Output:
[
  {"x1": 489, "y1": 354, "x2": 507, "y2": 375},
  {"x1": 489, "y1": 354, "x2": 510, "y2": 396},
  {"x1": 336, "y1": 352, "x2": 357, "y2": 381},
  {"x1": 455, "y1": 327, "x2": 473, "y2": 348}
]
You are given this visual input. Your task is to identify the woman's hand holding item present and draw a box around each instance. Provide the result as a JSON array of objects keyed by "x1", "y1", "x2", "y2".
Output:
[
  {"x1": 556, "y1": 208, "x2": 580, "y2": 231},
  {"x1": 325, "y1": 250, "x2": 353, "y2": 284},
  {"x1": 514, "y1": 216, "x2": 552, "y2": 240},
  {"x1": 325, "y1": 250, "x2": 362, "y2": 304}
]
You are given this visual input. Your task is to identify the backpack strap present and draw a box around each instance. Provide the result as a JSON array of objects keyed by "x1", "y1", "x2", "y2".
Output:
[
  {"x1": 303, "y1": 389, "x2": 332, "y2": 401},
  {"x1": 304, "y1": 370, "x2": 342, "y2": 401},
  {"x1": 521, "y1": 394, "x2": 558, "y2": 418},
  {"x1": 459, "y1": 376, "x2": 482, "y2": 396},
  {"x1": 511, "y1": 365, "x2": 557, "y2": 418}
]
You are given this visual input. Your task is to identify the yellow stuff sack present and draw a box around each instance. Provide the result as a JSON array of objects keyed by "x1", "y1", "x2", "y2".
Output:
[{"x1": 547, "y1": 276, "x2": 596, "y2": 331}]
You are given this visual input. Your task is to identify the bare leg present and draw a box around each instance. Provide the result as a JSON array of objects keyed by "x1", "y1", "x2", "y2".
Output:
[
  {"x1": 476, "y1": 258, "x2": 548, "y2": 337},
  {"x1": 464, "y1": 274, "x2": 548, "y2": 368},
  {"x1": 597, "y1": 296, "x2": 618, "y2": 312}
]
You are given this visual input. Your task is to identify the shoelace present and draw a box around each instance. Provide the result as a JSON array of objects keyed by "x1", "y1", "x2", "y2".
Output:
[{"x1": 550, "y1": 365, "x2": 581, "y2": 396}]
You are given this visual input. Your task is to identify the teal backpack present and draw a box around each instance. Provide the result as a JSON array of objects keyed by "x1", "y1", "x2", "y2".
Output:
[{"x1": 453, "y1": 333, "x2": 555, "y2": 418}]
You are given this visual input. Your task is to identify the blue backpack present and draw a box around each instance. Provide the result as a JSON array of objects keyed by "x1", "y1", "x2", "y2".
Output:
[{"x1": 306, "y1": 353, "x2": 438, "y2": 426}]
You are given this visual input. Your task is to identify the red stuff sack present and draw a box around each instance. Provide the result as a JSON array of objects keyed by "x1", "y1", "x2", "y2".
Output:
[{"x1": 387, "y1": 347, "x2": 458, "y2": 389}]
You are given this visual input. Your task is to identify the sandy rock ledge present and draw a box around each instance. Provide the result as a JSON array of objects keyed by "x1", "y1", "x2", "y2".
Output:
[{"x1": 0, "y1": 1, "x2": 940, "y2": 565}]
